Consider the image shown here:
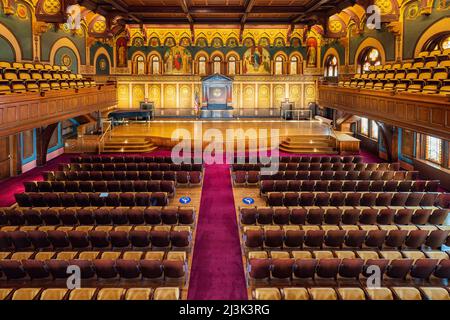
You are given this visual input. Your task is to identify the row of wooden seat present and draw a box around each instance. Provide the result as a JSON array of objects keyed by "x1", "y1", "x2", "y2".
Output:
[
  {"x1": 265, "y1": 191, "x2": 448, "y2": 208},
  {"x1": 247, "y1": 256, "x2": 450, "y2": 283},
  {"x1": 0, "y1": 61, "x2": 94, "y2": 95},
  {"x1": 0, "y1": 287, "x2": 181, "y2": 300},
  {"x1": 253, "y1": 286, "x2": 450, "y2": 300},
  {"x1": 239, "y1": 207, "x2": 448, "y2": 226},
  {"x1": 0, "y1": 207, "x2": 195, "y2": 227},
  {"x1": 232, "y1": 162, "x2": 396, "y2": 172},
  {"x1": 340, "y1": 67, "x2": 450, "y2": 94},
  {"x1": 243, "y1": 228, "x2": 450, "y2": 250},
  {"x1": 260, "y1": 180, "x2": 439, "y2": 194},
  {"x1": 0, "y1": 227, "x2": 192, "y2": 251},
  {"x1": 0, "y1": 255, "x2": 187, "y2": 282},
  {"x1": 233, "y1": 170, "x2": 417, "y2": 185}
]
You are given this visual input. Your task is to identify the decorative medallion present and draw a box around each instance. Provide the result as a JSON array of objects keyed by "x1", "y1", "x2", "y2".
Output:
[
  {"x1": 93, "y1": 20, "x2": 107, "y2": 33},
  {"x1": 43, "y1": 0, "x2": 61, "y2": 15},
  {"x1": 16, "y1": 4, "x2": 28, "y2": 19},
  {"x1": 61, "y1": 54, "x2": 72, "y2": 67}
]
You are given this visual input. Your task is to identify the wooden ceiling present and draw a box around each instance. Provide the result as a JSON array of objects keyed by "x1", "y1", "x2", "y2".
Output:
[{"x1": 82, "y1": 0, "x2": 358, "y2": 26}]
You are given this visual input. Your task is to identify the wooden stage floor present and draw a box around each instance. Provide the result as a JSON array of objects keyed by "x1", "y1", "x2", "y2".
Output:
[{"x1": 110, "y1": 119, "x2": 332, "y2": 141}]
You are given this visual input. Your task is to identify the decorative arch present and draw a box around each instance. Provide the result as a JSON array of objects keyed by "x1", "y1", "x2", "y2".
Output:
[
  {"x1": 288, "y1": 51, "x2": 303, "y2": 75},
  {"x1": 95, "y1": 54, "x2": 110, "y2": 75},
  {"x1": 322, "y1": 47, "x2": 341, "y2": 67},
  {"x1": 147, "y1": 50, "x2": 162, "y2": 75},
  {"x1": 353, "y1": 37, "x2": 386, "y2": 69},
  {"x1": 194, "y1": 50, "x2": 210, "y2": 60},
  {"x1": 131, "y1": 50, "x2": 146, "y2": 74},
  {"x1": 0, "y1": 22, "x2": 21, "y2": 61},
  {"x1": 194, "y1": 50, "x2": 209, "y2": 75},
  {"x1": 225, "y1": 50, "x2": 240, "y2": 60},
  {"x1": 49, "y1": 37, "x2": 81, "y2": 71},
  {"x1": 210, "y1": 50, "x2": 225, "y2": 60},
  {"x1": 93, "y1": 46, "x2": 112, "y2": 70},
  {"x1": 273, "y1": 51, "x2": 289, "y2": 60},
  {"x1": 413, "y1": 17, "x2": 450, "y2": 56}
]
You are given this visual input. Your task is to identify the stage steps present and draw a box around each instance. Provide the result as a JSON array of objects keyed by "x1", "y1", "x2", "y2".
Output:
[
  {"x1": 102, "y1": 137, "x2": 157, "y2": 153},
  {"x1": 279, "y1": 135, "x2": 337, "y2": 154}
]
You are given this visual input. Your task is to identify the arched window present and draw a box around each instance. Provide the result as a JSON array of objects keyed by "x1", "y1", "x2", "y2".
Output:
[
  {"x1": 440, "y1": 36, "x2": 450, "y2": 50},
  {"x1": 275, "y1": 56, "x2": 284, "y2": 75},
  {"x1": 228, "y1": 56, "x2": 237, "y2": 75},
  {"x1": 425, "y1": 136, "x2": 442, "y2": 164},
  {"x1": 151, "y1": 56, "x2": 160, "y2": 75},
  {"x1": 134, "y1": 55, "x2": 145, "y2": 75},
  {"x1": 213, "y1": 56, "x2": 222, "y2": 74},
  {"x1": 432, "y1": 35, "x2": 450, "y2": 51},
  {"x1": 290, "y1": 56, "x2": 299, "y2": 75},
  {"x1": 359, "y1": 117, "x2": 369, "y2": 136},
  {"x1": 358, "y1": 48, "x2": 381, "y2": 73},
  {"x1": 324, "y1": 55, "x2": 338, "y2": 77},
  {"x1": 198, "y1": 56, "x2": 207, "y2": 75}
]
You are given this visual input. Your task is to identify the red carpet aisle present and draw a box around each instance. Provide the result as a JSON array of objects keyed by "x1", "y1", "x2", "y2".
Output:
[
  {"x1": 187, "y1": 164, "x2": 248, "y2": 300},
  {"x1": 0, "y1": 155, "x2": 71, "y2": 207}
]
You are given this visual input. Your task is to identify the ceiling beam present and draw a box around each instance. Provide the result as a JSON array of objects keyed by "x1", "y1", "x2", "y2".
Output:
[
  {"x1": 180, "y1": 0, "x2": 194, "y2": 24},
  {"x1": 291, "y1": 0, "x2": 330, "y2": 23},
  {"x1": 102, "y1": 0, "x2": 142, "y2": 23},
  {"x1": 240, "y1": 0, "x2": 256, "y2": 41}
]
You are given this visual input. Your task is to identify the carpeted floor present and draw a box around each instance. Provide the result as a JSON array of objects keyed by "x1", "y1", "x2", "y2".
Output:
[{"x1": 187, "y1": 164, "x2": 247, "y2": 300}]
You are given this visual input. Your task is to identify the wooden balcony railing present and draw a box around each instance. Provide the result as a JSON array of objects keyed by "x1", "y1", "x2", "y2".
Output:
[
  {"x1": 318, "y1": 85, "x2": 450, "y2": 140},
  {"x1": 0, "y1": 84, "x2": 117, "y2": 137}
]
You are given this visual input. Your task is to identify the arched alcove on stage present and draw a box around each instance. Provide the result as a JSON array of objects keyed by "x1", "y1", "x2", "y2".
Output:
[{"x1": 200, "y1": 74, "x2": 234, "y2": 119}]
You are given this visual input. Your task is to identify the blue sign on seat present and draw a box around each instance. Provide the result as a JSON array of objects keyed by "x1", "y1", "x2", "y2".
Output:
[
  {"x1": 242, "y1": 197, "x2": 255, "y2": 205},
  {"x1": 179, "y1": 196, "x2": 192, "y2": 204}
]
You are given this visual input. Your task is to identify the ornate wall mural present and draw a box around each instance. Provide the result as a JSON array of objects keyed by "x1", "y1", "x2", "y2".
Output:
[
  {"x1": 163, "y1": 45, "x2": 192, "y2": 74},
  {"x1": 242, "y1": 47, "x2": 271, "y2": 75}
]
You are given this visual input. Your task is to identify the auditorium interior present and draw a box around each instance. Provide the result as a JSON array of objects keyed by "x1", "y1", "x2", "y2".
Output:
[{"x1": 0, "y1": 0, "x2": 449, "y2": 303}]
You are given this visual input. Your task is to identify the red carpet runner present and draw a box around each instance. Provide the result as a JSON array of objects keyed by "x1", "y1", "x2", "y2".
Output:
[{"x1": 187, "y1": 164, "x2": 248, "y2": 300}]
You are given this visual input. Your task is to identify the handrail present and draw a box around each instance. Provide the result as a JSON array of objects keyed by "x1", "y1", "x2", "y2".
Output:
[{"x1": 98, "y1": 121, "x2": 112, "y2": 154}]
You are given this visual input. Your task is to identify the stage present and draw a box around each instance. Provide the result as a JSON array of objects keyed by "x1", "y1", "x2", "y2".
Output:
[{"x1": 108, "y1": 119, "x2": 338, "y2": 153}]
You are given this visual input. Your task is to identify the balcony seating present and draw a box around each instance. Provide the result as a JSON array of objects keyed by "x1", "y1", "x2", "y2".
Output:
[
  {"x1": 0, "y1": 61, "x2": 96, "y2": 95},
  {"x1": 0, "y1": 207, "x2": 196, "y2": 227},
  {"x1": 338, "y1": 49, "x2": 450, "y2": 95}
]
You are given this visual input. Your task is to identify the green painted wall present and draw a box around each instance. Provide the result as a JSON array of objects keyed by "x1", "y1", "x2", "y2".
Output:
[
  {"x1": 403, "y1": 2, "x2": 450, "y2": 59},
  {"x1": 90, "y1": 42, "x2": 113, "y2": 66},
  {"x1": 0, "y1": 1, "x2": 33, "y2": 60},
  {"x1": 95, "y1": 54, "x2": 110, "y2": 75},
  {"x1": 0, "y1": 36, "x2": 15, "y2": 61},
  {"x1": 54, "y1": 47, "x2": 78, "y2": 73},
  {"x1": 41, "y1": 30, "x2": 86, "y2": 64},
  {"x1": 321, "y1": 41, "x2": 345, "y2": 66},
  {"x1": 349, "y1": 24, "x2": 396, "y2": 64}
]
